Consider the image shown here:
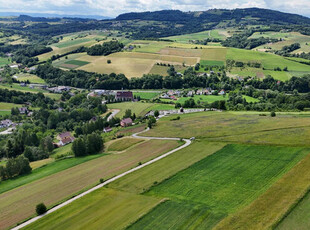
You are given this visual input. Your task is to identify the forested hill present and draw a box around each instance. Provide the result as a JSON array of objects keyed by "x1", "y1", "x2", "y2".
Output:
[{"x1": 116, "y1": 8, "x2": 310, "y2": 25}]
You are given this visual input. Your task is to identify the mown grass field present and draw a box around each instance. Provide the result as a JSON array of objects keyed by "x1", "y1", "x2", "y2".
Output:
[
  {"x1": 107, "y1": 138, "x2": 143, "y2": 151},
  {"x1": 14, "y1": 73, "x2": 46, "y2": 84},
  {"x1": 142, "y1": 112, "x2": 310, "y2": 146},
  {"x1": 0, "y1": 102, "x2": 22, "y2": 110},
  {"x1": 24, "y1": 188, "x2": 162, "y2": 230},
  {"x1": 0, "y1": 139, "x2": 179, "y2": 229}
]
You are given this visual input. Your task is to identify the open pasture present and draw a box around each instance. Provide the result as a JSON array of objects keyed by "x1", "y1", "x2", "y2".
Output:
[
  {"x1": 107, "y1": 102, "x2": 155, "y2": 118},
  {"x1": 142, "y1": 111, "x2": 310, "y2": 146},
  {"x1": 201, "y1": 47, "x2": 227, "y2": 61},
  {"x1": 0, "y1": 139, "x2": 179, "y2": 229},
  {"x1": 24, "y1": 188, "x2": 161, "y2": 230},
  {"x1": 164, "y1": 29, "x2": 228, "y2": 43}
]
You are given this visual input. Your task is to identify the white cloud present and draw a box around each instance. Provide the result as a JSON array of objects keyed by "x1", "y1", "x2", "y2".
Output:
[{"x1": 0, "y1": 0, "x2": 309, "y2": 17}]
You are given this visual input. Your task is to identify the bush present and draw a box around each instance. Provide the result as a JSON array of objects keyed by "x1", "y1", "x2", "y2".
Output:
[
  {"x1": 99, "y1": 178, "x2": 104, "y2": 183},
  {"x1": 107, "y1": 59, "x2": 111, "y2": 64},
  {"x1": 36, "y1": 203, "x2": 47, "y2": 215},
  {"x1": 270, "y1": 111, "x2": 276, "y2": 117}
]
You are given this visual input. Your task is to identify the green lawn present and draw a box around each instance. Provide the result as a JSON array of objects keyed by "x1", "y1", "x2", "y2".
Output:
[
  {"x1": 200, "y1": 60, "x2": 225, "y2": 66},
  {"x1": 164, "y1": 29, "x2": 227, "y2": 43},
  {"x1": 177, "y1": 95, "x2": 228, "y2": 104},
  {"x1": 146, "y1": 144, "x2": 309, "y2": 213},
  {"x1": 0, "y1": 102, "x2": 22, "y2": 110},
  {"x1": 53, "y1": 38, "x2": 93, "y2": 48}
]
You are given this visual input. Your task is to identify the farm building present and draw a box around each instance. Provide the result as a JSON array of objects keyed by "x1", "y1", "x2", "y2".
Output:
[
  {"x1": 120, "y1": 118, "x2": 133, "y2": 127},
  {"x1": 57, "y1": 132, "x2": 75, "y2": 146},
  {"x1": 18, "y1": 107, "x2": 28, "y2": 114},
  {"x1": 115, "y1": 91, "x2": 133, "y2": 101},
  {"x1": 103, "y1": 127, "x2": 113, "y2": 133}
]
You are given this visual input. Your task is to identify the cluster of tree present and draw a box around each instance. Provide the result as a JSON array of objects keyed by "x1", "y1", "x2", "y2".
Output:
[
  {"x1": 290, "y1": 51, "x2": 310, "y2": 61},
  {"x1": 0, "y1": 155, "x2": 31, "y2": 181},
  {"x1": 0, "y1": 89, "x2": 54, "y2": 106},
  {"x1": 221, "y1": 29, "x2": 278, "y2": 49},
  {"x1": 72, "y1": 133, "x2": 104, "y2": 157},
  {"x1": 74, "y1": 116, "x2": 112, "y2": 137},
  {"x1": 275, "y1": 43, "x2": 301, "y2": 56},
  {"x1": 87, "y1": 41, "x2": 124, "y2": 56},
  {"x1": 226, "y1": 59, "x2": 261, "y2": 68}
]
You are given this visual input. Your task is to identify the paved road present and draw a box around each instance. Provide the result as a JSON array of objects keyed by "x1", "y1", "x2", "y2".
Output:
[
  {"x1": 107, "y1": 109, "x2": 120, "y2": 121},
  {"x1": 11, "y1": 125, "x2": 191, "y2": 230}
]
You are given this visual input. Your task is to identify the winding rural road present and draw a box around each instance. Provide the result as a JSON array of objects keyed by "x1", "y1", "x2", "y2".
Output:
[
  {"x1": 11, "y1": 126, "x2": 191, "y2": 229},
  {"x1": 107, "y1": 109, "x2": 120, "y2": 121}
]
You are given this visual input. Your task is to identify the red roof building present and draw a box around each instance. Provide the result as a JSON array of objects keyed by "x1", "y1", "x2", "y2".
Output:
[{"x1": 115, "y1": 91, "x2": 133, "y2": 101}]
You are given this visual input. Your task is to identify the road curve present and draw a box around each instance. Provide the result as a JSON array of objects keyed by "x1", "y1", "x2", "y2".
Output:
[{"x1": 11, "y1": 128, "x2": 191, "y2": 230}]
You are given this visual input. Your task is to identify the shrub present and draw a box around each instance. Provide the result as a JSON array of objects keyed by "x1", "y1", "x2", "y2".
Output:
[
  {"x1": 271, "y1": 111, "x2": 276, "y2": 117},
  {"x1": 36, "y1": 203, "x2": 47, "y2": 215},
  {"x1": 107, "y1": 59, "x2": 111, "y2": 64},
  {"x1": 99, "y1": 178, "x2": 104, "y2": 183}
]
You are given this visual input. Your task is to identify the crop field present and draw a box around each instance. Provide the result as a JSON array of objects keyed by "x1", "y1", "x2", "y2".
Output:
[
  {"x1": 0, "y1": 139, "x2": 179, "y2": 229},
  {"x1": 29, "y1": 158, "x2": 54, "y2": 170},
  {"x1": 24, "y1": 188, "x2": 161, "y2": 230},
  {"x1": 148, "y1": 64, "x2": 170, "y2": 75},
  {"x1": 216, "y1": 151, "x2": 310, "y2": 230},
  {"x1": 59, "y1": 59, "x2": 90, "y2": 69},
  {"x1": 276, "y1": 191, "x2": 310, "y2": 230},
  {"x1": 109, "y1": 141, "x2": 226, "y2": 194},
  {"x1": 201, "y1": 47, "x2": 227, "y2": 61},
  {"x1": 107, "y1": 138, "x2": 144, "y2": 151},
  {"x1": 14, "y1": 73, "x2": 46, "y2": 84},
  {"x1": 142, "y1": 112, "x2": 310, "y2": 146},
  {"x1": 164, "y1": 29, "x2": 228, "y2": 43},
  {"x1": 146, "y1": 144, "x2": 309, "y2": 212},
  {"x1": 127, "y1": 200, "x2": 225, "y2": 230},
  {"x1": 0, "y1": 57, "x2": 10, "y2": 66}
]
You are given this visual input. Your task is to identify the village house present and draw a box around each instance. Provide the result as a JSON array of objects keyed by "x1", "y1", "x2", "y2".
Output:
[
  {"x1": 19, "y1": 107, "x2": 28, "y2": 114},
  {"x1": 120, "y1": 118, "x2": 133, "y2": 127},
  {"x1": 0, "y1": 119, "x2": 13, "y2": 128},
  {"x1": 115, "y1": 91, "x2": 133, "y2": 101},
  {"x1": 103, "y1": 127, "x2": 112, "y2": 133},
  {"x1": 57, "y1": 132, "x2": 75, "y2": 146},
  {"x1": 20, "y1": 82, "x2": 27, "y2": 87},
  {"x1": 219, "y1": 89, "x2": 226, "y2": 95}
]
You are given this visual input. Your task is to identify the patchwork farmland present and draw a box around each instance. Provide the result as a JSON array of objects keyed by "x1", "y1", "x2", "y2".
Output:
[{"x1": 22, "y1": 112, "x2": 310, "y2": 230}]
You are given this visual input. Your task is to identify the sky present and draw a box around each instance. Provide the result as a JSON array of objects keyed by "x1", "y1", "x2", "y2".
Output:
[{"x1": 0, "y1": 0, "x2": 310, "y2": 18}]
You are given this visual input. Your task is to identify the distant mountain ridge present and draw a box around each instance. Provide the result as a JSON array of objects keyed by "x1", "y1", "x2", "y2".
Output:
[
  {"x1": 116, "y1": 8, "x2": 310, "y2": 25},
  {"x1": 0, "y1": 12, "x2": 111, "y2": 20}
]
